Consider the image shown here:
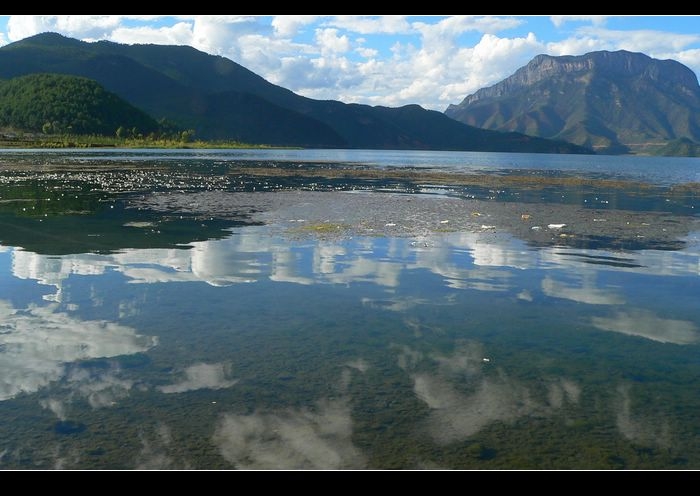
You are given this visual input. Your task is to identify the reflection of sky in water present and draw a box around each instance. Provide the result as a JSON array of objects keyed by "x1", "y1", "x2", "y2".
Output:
[
  {"x1": 397, "y1": 343, "x2": 581, "y2": 444},
  {"x1": 8, "y1": 226, "x2": 700, "y2": 294},
  {"x1": 159, "y1": 362, "x2": 238, "y2": 394},
  {"x1": 1, "y1": 225, "x2": 700, "y2": 468},
  {"x1": 6, "y1": 228, "x2": 698, "y2": 349},
  {"x1": 592, "y1": 310, "x2": 699, "y2": 344},
  {"x1": 214, "y1": 397, "x2": 365, "y2": 469},
  {"x1": 0, "y1": 299, "x2": 156, "y2": 401}
]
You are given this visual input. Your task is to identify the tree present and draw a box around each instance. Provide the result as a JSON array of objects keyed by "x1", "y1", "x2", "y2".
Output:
[
  {"x1": 0, "y1": 74, "x2": 160, "y2": 136},
  {"x1": 180, "y1": 129, "x2": 195, "y2": 143}
]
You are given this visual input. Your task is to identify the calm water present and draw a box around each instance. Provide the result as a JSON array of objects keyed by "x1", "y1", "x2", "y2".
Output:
[
  {"x1": 0, "y1": 149, "x2": 699, "y2": 469},
  {"x1": 2, "y1": 147, "x2": 700, "y2": 185}
]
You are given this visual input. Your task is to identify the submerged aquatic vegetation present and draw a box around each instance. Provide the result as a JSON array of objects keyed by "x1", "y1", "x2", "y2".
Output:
[{"x1": 0, "y1": 149, "x2": 698, "y2": 469}]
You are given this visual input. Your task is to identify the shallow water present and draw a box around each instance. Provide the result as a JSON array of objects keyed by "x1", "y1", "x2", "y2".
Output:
[
  {"x1": 2, "y1": 148, "x2": 700, "y2": 185},
  {"x1": 0, "y1": 150, "x2": 698, "y2": 469}
]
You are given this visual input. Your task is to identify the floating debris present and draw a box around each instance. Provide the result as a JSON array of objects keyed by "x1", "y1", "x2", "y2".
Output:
[
  {"x1": 521, "y1": 214, "x2": 531, "y2": 220},
  {"x1": 385, "y1": 222, "x2": 396, "y2": 227},
  {"x1": 517, "y1": 290, "x2": 533, "y2": 302},
  {"x1": 123, "y1": 221, "x2": 155, "y2": 228},
  {"x1": 482, "y1": 358, "x2": 491, "y2": 363},
  {"x1": 481, "y1": 225, "x2": 496, "y2": 230},
  {"x1": 548, "y1": 223, "x2": 567, "y2": 229},
  {"x1": 439, "y1": 220, "x2": 449, "y2": 224}
]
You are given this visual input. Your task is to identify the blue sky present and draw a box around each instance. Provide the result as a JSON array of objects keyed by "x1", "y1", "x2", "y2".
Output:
[{"x1": 0, "y1": 15, "x2": 699, "y2": 110}]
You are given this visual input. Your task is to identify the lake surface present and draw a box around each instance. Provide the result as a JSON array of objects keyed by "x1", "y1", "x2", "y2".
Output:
[{"x1": 0, "y1": 149, "x2": 698, "y2": 469}]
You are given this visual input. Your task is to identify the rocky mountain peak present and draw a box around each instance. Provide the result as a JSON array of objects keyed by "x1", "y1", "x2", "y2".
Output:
[
  {"x1": 453, "y1": 50, "x2": 699, "y2": 107},
  {"x1": 445, "y1": 50, "x2": 700, "y2": 155}
]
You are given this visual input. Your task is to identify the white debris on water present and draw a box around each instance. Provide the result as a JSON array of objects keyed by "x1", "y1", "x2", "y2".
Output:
[
  {"x1": 123, "y1": 221, "x2": 155, "y2": 228},
  {"x1": 548, "y1": 224, "x2": 567, "y2": 229},
  {"x1": 517, "y1": 290, "x2": 533, "y2": 302}
]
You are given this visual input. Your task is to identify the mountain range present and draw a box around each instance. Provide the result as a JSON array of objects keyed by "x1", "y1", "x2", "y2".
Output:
[
  {"x1": 0, "y1": 32, "x2": 587, "y2": 154},
  {"x1": 445, "y1": 50, "x2": 700, "y2": 155}
]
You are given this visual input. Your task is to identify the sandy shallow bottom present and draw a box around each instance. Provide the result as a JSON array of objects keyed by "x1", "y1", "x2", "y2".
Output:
[{"x1": 129, "y1": 189, "x2": 700, "y2": 251}]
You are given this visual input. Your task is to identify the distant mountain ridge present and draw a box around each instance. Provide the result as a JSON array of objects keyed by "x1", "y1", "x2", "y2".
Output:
[
  {"x1": 445, "y1": 50, "x2": 700, "y2": 155},
  {"x1": 0, "y1": 32, "x2": 589, "y2": 153}
]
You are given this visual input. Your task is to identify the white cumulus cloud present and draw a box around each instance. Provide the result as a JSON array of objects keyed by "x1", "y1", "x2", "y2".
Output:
[
  {"x1": 315, "y1": 28, "x2": 351, "y2": 55},
  {"x1": 325, "y1": 15, "x2": 412, "y2": 35},
  {"x1": 4, "y1": 15, "x2": 700, "y2": 111},
  {"x1": 109, "y1": 22, "x2": 194, "y2": 46},
  {"x1": 550, "y1": 15, "x2": 611, "y2": 28},
  {"x1": 272, "y1": 15, "x2": 321, "y2": 38}
]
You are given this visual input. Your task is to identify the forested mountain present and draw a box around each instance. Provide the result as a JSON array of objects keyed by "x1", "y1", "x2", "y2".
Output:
[
  {"x1": 0, "y1": 32, "x2": 590, "y2": 153},
  {"x1": 0, "y1": 73, "x2": 159, "y2": 135}
]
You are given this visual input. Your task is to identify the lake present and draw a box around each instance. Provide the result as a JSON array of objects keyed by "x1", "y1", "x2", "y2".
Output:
[{"x1": 0, "y1": 149, "x2": 698, "y2": 469}]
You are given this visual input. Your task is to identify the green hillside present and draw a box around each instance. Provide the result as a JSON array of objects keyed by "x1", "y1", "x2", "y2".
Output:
[
  {"x1": 0, "y1": 73, "x2": 159, "y2": 136},
  {"x1": 0, "y1": 32, "x2": 591, "y2": 153},
  {"x1": 651, "y1": 137, "x2": 700, "y2": 157}
]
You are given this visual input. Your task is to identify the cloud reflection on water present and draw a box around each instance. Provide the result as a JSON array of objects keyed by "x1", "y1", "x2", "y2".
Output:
[
  {"x1": 136, "y1": 423, "x2": 177, "y2": 470},
  {"x1": 615, "y1": 383, "x2": 670, "y2": 448},
  {"x1": 591, "y1": 309, "x2": 699, "y2": 344},
  {"x1": 213, "y1": 359, "x2": 368, "y2": 469},
  {"x1": 396, "y1": 343, "x2": 581, "y2": 444},
  {"x1": 8, "y1": 227, "x2": 700, "y2": 304},
  {"x1": 38, "y1": 366, "x2": 135, "y2": 421},
  {"x1": 214, "y1": 397, "x2": 365, "y2": 469},
  {"x1": 158, "y1": 362, "x2": 238, "y2": 394},
  {"x1": 542, "y1": 274, "x2": 625, "y2": 305},
  {"x1": 0, "y1": 299, "x2": 156, "y2": 401}
]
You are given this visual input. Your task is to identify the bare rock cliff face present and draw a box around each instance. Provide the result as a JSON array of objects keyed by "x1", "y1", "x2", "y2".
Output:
[
  {"x1": 451, "y1": 51, "x2": 699, "y2": 106},
  {"x1": 445, "y1": 50, "x2": 700, "y2": 154}
]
